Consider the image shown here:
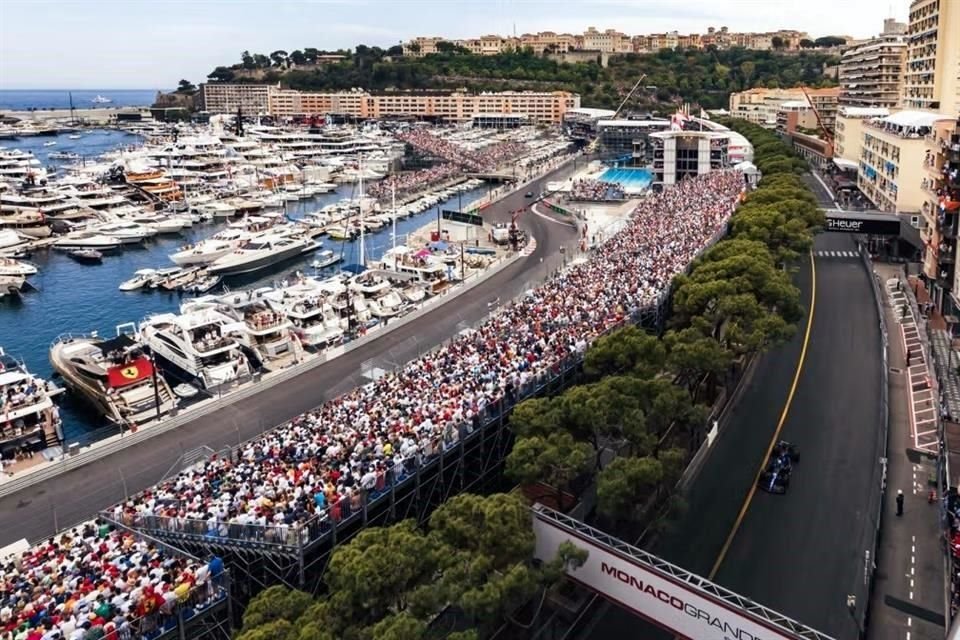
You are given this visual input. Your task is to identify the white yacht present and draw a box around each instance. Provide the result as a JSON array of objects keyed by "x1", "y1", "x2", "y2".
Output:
[
  {"x1": 204, "y1": 288, "x2": 296, "y2": 367},
  {"x1": 53, "y1": 231, "x2": 122, "y2": 252},
  {"x1": 139, "y1": 309, "x2": 252, "y2": 390},
  {"x1": 349, "y1": 270, "x2": 392, "y2": 296},
  {"x1": 0, "y1": 229, "x2": 27, "y2": 251},
  {"x1": 0, "y1": 347, "x2": 58, "y2": 450},
  {"x1": 0, "y1": 257, "x2": 37, "y2": 277},
  {"x1": 169, "y1": 228, "x2": 249, "y2": 266},
  {"x1": 119, "y1": 268, "x2": 159, "y2": 291},
  {"x1": 96, "y1": 221, "x2": 156, "y2": 245},
  {"x1": 265, "y1": 276, "x2": 347, "y2": 348},
  {"x1": 208, "y1": 233, "x2": 314, "y2": 277},
  {"x1": 49, "y1": 329, "x2": 177, "y2": 426},
  {"x1": 196, "y1": 201, "x2": 237, "y2": 219},
  {"x1": 0, "y1": 210, "x2": 52, "y2": 239}
]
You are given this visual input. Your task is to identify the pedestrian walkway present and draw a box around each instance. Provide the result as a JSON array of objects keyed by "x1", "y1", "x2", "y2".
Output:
[
  {"x1": 813, "y1": 249, "x2": 860, "y2": 259},
  {"x1": 869, "y1": 264, "x2": 945, "y2": 640},
  {"x1": 888, "y1": 277, "x2": 940, "y2": 455}
]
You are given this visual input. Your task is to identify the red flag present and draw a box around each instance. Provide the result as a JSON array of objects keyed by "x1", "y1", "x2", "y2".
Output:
[{"x1": 106, "y1": 357, "x2": 154, "y2": 388}]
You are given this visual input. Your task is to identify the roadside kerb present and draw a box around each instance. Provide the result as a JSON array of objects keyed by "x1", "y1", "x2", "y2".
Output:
[{"x1": 0, "y1": 248, "x2": 527, "y2": 499}]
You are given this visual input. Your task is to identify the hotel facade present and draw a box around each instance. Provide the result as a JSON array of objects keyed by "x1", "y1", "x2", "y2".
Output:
[{"x1": 200, "y1": 84, "x2": 580, "y2": 124}]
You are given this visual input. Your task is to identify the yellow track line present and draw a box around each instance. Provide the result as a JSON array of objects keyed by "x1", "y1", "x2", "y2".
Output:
[{"x1": 708, "y1": 250, "x2": 817, "y2": 580}]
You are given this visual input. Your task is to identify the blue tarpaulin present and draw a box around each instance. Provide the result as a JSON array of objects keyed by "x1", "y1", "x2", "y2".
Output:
[{"x1": 429, "y1": 241, "x2": 449, "y2": 251}]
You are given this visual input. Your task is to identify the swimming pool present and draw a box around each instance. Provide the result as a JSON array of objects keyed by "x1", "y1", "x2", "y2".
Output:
[{"x1": 598, "y1": 167, "x2": 654, "y2": 192}]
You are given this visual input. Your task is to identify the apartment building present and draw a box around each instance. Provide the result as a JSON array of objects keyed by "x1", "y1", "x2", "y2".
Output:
[
  {"x1": 728, "y1": 87, "x2": 808, "y2": 127},
  {"x1": 838, "y1": 31, "x2": 906, "y2": 107},
  {"x1": 203, "y1": 85, "x2": 579, "y2": 124},
  {"x1": 199, "y1": 83, "x2": 274, "y2": 114},
  {"x1": 582, "y1": 27, "x2": 632, "y2": 53},
  {"x1": 855, "y1": 111, "x2": 954, "y2": 215},
  {"x1": 902, "y1": 0, "x2": 960, "y2": 112},
  {"x1": 403, "y1": 25, "x2": 810, "y2": 56},
  {"x1": 921, "y1": 115, "x2": 960, "y2": 310},
  {"x1": 834, "y1": 106, "x2": 891, "y2": 163}
]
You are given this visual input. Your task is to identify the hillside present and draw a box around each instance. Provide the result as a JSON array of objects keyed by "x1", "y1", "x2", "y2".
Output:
[{"x1": 205, "y1": 46, "x2": 839, "y2": 112}]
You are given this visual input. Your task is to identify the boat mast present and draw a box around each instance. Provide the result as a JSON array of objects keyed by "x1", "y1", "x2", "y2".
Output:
[
  {"x1": 391, "y1": 183, "x2": 397, "y2": 251},
  {"x1": 358, "y1": 156, "x2": 365, "y2": 267},
  {"x1": 68, "y1": 92, "x2": 75, "y2": 126}
]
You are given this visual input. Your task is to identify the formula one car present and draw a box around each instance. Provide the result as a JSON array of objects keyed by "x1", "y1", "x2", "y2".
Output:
[{"x1": 758, "y1": 441, "x2": 800, "y2": 494}]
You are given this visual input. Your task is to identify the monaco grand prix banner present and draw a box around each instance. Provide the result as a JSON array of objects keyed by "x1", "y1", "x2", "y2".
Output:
[{"x1": 532, "y1": 508, "x2": 817, "y2": 640}]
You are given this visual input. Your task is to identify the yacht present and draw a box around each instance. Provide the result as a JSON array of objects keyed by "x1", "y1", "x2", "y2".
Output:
[
  {"x1": 91, "y1": 95, "x2": 113, "y2": 104},
  {"x1": 367, "y1": 289, "x2": 406, "y2": 318},
  {"x1": 119, "y1": 268, "x2": 160, "y2": 291},
  {"x1": 265, "y1": 276, "x2": 347, "y2": 349},
  {"x1": 53, "y1": 231, "x2": 121, "y2": 252},
  {"x1": 205, "y1": 289, "x2": 296, "y2": 368},
  {"x1": 208, "y1": 233, "x2": 314, "y2": 276},
  {"x1": 169, "y1": 228, "x2": 249, "y2": 266},
  {"x1": 96, "y1": 221, "x2": 156, "y2": 245},
  {"x1": 138, "y1": 309, "x2": 252, "y2": 390},
  {"x1": 0, "y1": 274, "x2": 26, "y2": 299},
  {"x1": 127, "y1": 213, "x2": 186, "y2": 234},
  {"x1": 0, "y1": 347, "x2": 59, "y2": 451},
  {"x1": 0, "y1": 210, "x2": 52, "y2": 239},
  {"x1": 349, "y1": 270, "x2": 392, "y2": 296},
  {"x1": 196, "y1": 201, "x2": 237, "y2": 219},
  {"x1": 0, "y1": 257, "x2": 37, "y2": 277},
  {"x1": 49, "y1": 329, "x2": 177, "y2": 426},
  {"x1": 0, "y1": 229, "x2": 27, "y2": 251}
]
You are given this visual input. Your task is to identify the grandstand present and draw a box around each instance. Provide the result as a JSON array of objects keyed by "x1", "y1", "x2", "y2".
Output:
[{"x1": 80, "y1": 170, "x2": 746, "y2": 624}]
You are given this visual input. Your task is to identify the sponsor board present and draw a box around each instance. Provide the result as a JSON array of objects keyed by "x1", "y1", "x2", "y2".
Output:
[
  {"x1": 824, "y1": 214, "x2": 900, "y2": 235},
  {"x1": 533, "y1": 512, "x2": 805, "y2": 640}
]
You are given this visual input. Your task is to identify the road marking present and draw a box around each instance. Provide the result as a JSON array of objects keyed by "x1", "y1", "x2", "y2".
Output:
[{"x1": 708, "y1": 249, "x2": 816, "y2": 579}]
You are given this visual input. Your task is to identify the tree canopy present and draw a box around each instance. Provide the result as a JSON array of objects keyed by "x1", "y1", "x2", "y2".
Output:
[
  {"x1": 236, "y1": 493, "x2": 587, "y2": 640},
  {"x1": 205, "y1": 46, "x2": 838, "y2": 113}
]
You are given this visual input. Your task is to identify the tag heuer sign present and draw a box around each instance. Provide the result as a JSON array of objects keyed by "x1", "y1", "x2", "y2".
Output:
[{"x1": 824, "y1": 212, "x2": 901, "y2": 236}]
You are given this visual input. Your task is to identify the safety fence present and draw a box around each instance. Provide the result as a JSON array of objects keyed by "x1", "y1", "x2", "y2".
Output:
[{"x1": 858, "y1": 243, "x2": 892, "y2": 636}]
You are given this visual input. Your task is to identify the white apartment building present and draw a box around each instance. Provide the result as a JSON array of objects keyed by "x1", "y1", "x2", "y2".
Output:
[
  {"x1": 838, "y1": 33, "x2": 906, "y2": 107},
  {"x1": 902, "y1": 0, "x2": 960, "y2": 112}
]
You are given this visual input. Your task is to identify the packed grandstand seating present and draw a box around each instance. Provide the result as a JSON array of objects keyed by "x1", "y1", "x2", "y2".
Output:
[
  {"x1": 105, "y1": 169, "x2": 745, "y2": 548},
  {"x1": 0, "y1": 521, "x2": 226, "y2": 640},
  {"x1": 569, "y1": 178, "x2": 627, "y2": 202},
  {"x1": 396, "y1": 129, "x2": 527, "y2": 172},
  {"x1": 366, "y1": 163, "x2": 461, "y2": 199}
]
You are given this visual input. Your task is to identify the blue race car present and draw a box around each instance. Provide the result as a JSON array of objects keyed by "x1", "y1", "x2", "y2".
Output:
[{"x1": 758, "y1": 441, "x2": 800, "y2": 494}]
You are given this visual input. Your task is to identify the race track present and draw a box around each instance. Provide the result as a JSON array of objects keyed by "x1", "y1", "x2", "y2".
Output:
[{"x1": 581, "y1": 233, "x2": 884, "y2": 640}]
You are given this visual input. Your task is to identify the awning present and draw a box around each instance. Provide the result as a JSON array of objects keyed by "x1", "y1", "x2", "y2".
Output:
[{"x1": 833, "y1": 158, "x2": 859, "y2": 171}]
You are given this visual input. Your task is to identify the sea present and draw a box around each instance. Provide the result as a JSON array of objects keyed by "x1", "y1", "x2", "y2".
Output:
[
  {"x1": 0, "y1": 90, "x2": 161, "y2": 111},
  {"x1": 1, "y1": 130, "x2": 486, "y2": 444}
]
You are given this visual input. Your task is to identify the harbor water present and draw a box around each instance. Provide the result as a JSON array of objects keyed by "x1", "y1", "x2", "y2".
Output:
[
  {"x1": 0, "y1": 90, "x2": 160, "y2": 111},
  {"x1": 1, "y1": 130, "x2": 488, "y2": 444}
]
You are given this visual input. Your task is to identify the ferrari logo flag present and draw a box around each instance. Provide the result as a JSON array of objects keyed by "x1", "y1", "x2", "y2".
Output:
[{"x1": 107, "y1": 357, "x2": 154, "y2": 388}]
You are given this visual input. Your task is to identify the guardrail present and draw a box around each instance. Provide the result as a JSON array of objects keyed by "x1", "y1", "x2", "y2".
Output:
[
  {"x1": 0, "y1": 248, "x2": 528, "y2": 500},
  {"x1": 858, "y1": 242, "x2": 891, "y2": 637}
]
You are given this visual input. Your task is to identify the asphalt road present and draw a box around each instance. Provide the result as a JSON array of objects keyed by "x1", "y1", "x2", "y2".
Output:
[
  {"x1": 581, "y1": 233, "x2": 884, "y2": 639},
  {"x1": 715, "y1": 232, "x2": 883, "y2": 639},
  {"x1": 0, "y1": 163, "x2": 580, "y2": 546}
]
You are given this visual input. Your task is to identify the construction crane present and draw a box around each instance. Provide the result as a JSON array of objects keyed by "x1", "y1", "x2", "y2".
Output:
[
  {"x1": 798, "y1": 86, "x2": 833, "y2": 144},
  {"x1": 612, "y1": 74, "x2": 658, "y2": 120}
]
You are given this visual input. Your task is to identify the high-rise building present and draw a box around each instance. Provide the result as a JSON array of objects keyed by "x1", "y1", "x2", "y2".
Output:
[
  {"x1": 838, "y1": 27, "x2": 906, "y2": 108},
  {"x1": 922, "y1": 115, "x2": 959, "y2": 311},
  {"x1": 902, "y1": 0, "x2": 960, "y2": 112}
]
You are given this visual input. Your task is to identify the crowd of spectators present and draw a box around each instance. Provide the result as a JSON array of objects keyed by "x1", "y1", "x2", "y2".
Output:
[
  {"x1": 110, "y1": 170, "x2": 746, "y2": 547},
  {"x1": 569, "y1": 179, "x2": 626, "y2": 202},
  {"x1": 366, "y1": 164, "x2": 461, "y2": 200},
  {"x1": 396, "y1": 130, "x2": 526, "y2": 172},
  {"x1": 0, "y1": 521, "x2": 225, "y2": 640}
]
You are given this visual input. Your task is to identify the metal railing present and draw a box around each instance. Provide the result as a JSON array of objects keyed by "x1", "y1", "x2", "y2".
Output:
[
  {"x1": 857, "y1": 242, "x2": 891, "y2": 636},
  {"x1": 532, "y1": 505, "x2": 836, "y2": 640}
]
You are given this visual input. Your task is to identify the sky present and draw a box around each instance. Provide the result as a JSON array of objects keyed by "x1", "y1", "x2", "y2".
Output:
[{"x1": 0, "y1": 0, "x2": 908, "y2": 90}]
